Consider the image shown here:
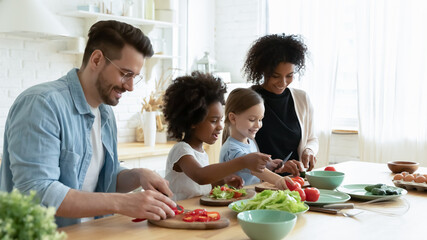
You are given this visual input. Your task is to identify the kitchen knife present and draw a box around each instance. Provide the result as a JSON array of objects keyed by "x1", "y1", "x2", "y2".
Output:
[{"x1": 272, "y1": 151, "x2": 293, "y2": 172}]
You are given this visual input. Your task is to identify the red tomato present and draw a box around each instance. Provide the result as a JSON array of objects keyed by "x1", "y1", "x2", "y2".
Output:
[
  {"x1": 286, "y1": 179, "x2": 301, "y2": 191},
  {"x1": 291, "y1": 177, "x2": 305, "y2": 187},
  {"x1": 324, "y1": 166, "x2": 336, "y2": 171},
  {"x1": 196, "y1": 216, "x2": 209, "y2": 222},
  {"x1": 206, "y1": 211, "x2": 221, "y2": 221},
  {"x1": 171, "y1": 205, "x2": 184, "y2": 215},
  {"x1": 182, "y1": 215, "x2": 196, "y2": 222},
  {"x1": 294, "y1": 187, "x2": 306, "y2": 201},
  {"x1": 304, "y1": 187, "x2": 320, "y2": 202},
  {"x1": 233, "y1": 192, "x2": 243, "y2": 198}
]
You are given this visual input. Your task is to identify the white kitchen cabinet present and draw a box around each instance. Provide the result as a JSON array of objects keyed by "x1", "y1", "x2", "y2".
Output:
[{"x1": 59, "y1": 9, "x2": 184, "y2": 84}]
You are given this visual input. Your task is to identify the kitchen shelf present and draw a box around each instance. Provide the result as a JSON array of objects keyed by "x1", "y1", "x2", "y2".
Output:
[{"x1": 61, "y1": 10, "x2": 177, "y2": 28}]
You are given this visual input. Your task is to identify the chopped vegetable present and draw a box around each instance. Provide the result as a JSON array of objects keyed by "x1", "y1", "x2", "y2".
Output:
[
  {"x1": 182, "y1": 209, "x2": 221, "y2": 222},
  {"x1": 209, "y1": 184, "x2": 246, "y2": 199},
  {"x1": 231, "y1": 190, "x2": 308, "y2": 213},
  {"x1": 364, "y1": 184, "x2": 402, "y2": 195}
]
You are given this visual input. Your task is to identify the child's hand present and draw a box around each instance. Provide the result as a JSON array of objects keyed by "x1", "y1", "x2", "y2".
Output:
[
  {"x1": 224, "y1": 174, "x2": 244, "y2": 189},
  {"x1": 244, "y1": 152, "x2": 271, "y2": 173},
  {"x1": 275, "y1": 176, "x2": 293, "y2": 190},
  {"x1": 267, "y1": 159, "x2": 283, "y2": 171}
]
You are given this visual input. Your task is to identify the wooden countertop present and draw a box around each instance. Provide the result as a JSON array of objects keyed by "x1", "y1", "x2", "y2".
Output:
[
  {"x1": 59, "y1": 161, "x2": 426, "y2": 239},
  {"x1": 117, "y1": 141, "x2": 175, "y2": 161}
]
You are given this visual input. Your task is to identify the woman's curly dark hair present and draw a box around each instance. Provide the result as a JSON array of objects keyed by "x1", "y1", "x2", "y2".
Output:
[
  {"x1": 162, "y1": 71, "x2": 227, "y2": 141},
  {"x1": 242, "y1": 34, "x2": 307, "y2": 85}
]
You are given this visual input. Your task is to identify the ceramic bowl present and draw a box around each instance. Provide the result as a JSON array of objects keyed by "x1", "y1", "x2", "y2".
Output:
[
  {"x1": 387, "y1": 161, "x2": 419, "y2": 174},
  {"x1": 306, "y1": 171, "x2": 345, "y2": 190},
  {"x1": 237, "y1": 210, "x2": 297, "y2": 240}
]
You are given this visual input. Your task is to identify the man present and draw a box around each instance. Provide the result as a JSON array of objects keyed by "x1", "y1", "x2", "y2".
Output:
[{"x1": 0, "y1": 20, "x2": 175, "y2": 227}]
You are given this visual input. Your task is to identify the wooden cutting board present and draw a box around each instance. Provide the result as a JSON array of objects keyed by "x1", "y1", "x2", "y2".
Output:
[
  {"x1": 255, "y1": 180, "x2": 310, "y2": 192},
  {"x1": 148, "y1": 211, "x2": 230, "y2": 230},
  {"x1": 199, "y1": 189, "x2": 256, "y2": 206}
]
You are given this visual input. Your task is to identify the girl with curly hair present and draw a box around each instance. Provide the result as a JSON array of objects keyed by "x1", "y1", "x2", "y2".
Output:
[
  {"x1": 243, "y1": 34, "x2": 319, "y2": 177},
  {"x1": 220, "y1": 88, "x2": 294, "y2": 188},
  {"x1": 163, "y1": 71, "x2": 271, "y2": 201}
]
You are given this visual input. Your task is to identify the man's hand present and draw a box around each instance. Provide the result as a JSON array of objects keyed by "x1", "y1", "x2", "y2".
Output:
[
  {"x1": 137, "y1": 168, "x2": 174, "y2": 197},
  {"x1": 301, "y1": 148, "x2": 316, "y2": 171},
  {"x1": 119, "y1": 190, "x2": 176, "y2": 220}
]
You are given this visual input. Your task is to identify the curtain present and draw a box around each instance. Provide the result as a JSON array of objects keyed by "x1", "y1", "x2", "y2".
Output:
[
  {"x1": 356, "y1": 0, "x2": 427, "y2": 166},
  {"x1": 268, "y1": 0, "x2": 341, "y2": 167}
]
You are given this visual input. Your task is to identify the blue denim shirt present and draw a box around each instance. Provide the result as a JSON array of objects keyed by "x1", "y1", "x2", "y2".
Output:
[{"x1": 0, "y1": 68, "x2": 126, "y2": 227}]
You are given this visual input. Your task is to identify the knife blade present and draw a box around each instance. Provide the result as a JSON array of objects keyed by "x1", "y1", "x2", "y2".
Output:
[{"x1": 272, "y1": 151, "x2": 293, "y2": 172}]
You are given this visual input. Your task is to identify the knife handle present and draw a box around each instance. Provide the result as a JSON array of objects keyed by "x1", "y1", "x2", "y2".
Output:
[
  {"x1": 323, "y1": 203, "x2": 355, "y2": 209},
  {"x1": 309, "y1": 206, "x2": 340, "y2": 214}
]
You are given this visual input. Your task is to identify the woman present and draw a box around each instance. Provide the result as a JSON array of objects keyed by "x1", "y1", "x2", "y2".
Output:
[{"x1": 242, "y1": 33, "x2": 318, "y2": 177}]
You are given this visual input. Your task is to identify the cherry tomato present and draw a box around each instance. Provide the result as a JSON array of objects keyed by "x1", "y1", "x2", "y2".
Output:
[
  {"x1": 286, "y1": 179, "x2": 301, "y2": 191},
  {"x1": 304, "y1": 187, "x2": 320, "y2": 202},
  {"x1": 324, "y1": 166, "x2": 336, "y2": 171},
  {"x1": 291, "y1": 176, "x2": 305, "y2": 187},
  {"x1": 294, "y1": 187, "x2": 306, "y2": 201}
]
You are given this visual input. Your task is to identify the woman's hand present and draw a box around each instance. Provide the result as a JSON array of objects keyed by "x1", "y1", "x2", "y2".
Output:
[
  {"x1": 301, "y1": 148, "x2": 316, "y2": 171},
  {"x1": 274, "y1": 160, "x2": 304, "y2": 177},
  {"x1": 266, "y1": 159, "x2": 284, "y2": 171}
]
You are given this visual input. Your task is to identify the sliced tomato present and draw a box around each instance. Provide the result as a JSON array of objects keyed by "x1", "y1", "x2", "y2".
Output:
[
  {"x1": 291, "y1": 176, "x2": 305, "y2": 187},
  {"x1": 171, "y1": 205, "x2": 184, "y2": 215},
  {"x1": 233, "y1": 192, "x2": 243, "y2": 198},
  {"x1": 196, "y1": 215, "x2": 209, "y2": 222},
  {"x1": 182, "y1": 215, "x2": 196, "y2": 222},
  {"x1": 186, "y1": 209, "x2": 207, "y2": 216},
  {"x1": 207, "y1": 211, "x2": 221, "y2": 221}
]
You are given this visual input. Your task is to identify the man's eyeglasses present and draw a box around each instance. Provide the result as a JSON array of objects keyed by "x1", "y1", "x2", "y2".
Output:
[{"x1": 104, "y1": 56, "x2": 144, "y2": 85}]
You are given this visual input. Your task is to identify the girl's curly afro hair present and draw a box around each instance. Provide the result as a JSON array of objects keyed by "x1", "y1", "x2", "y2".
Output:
[
  {"x1": 242, "y1": 34, "x2": 307, "y2": 85},
  {"x1": 162, "y1": 71, "x2": 227, "y2": 141}
]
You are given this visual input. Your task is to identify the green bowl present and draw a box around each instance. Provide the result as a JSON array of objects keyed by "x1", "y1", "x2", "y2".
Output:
[
  {"x1": 306, "y1": 171, "x2": 345, "y2": 190},
  {"x1": 237, "y1": 210, "x2": 297, "y2": 240}
]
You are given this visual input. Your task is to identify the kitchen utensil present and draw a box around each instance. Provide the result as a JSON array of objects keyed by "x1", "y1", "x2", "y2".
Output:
[
  {"x1": 323, "y1": 197, "x2": 410, "y2": 216},
  {"x1": 305, "y1": 189, "x2": 351, "y2": 206},
  {"x1": 272, "y1": 151, "x2": 293, "y2": 172},
  {"x1": 199, "y1": 189, "x2": 256, "y2": 206},
  {"x1": 238, "y1": 210, "x2": 296, "y2": 240},
  {"x1": 308, "y1": 206, "x2": 362, "y2": 217},
  {"x1": 148, "y1": 211, "x2": 230, "y2": 229},
  {"x1": 387, "y1": 161, "x2": 419, "y2": 174},
  {"x1": 337, "y1": 184, "x2": 407, "y2": 200},
  {"x1": 305, "y1": 171, "x2": 345, "y2": 190}
]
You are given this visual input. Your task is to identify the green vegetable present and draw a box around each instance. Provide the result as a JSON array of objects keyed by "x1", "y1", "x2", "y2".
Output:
[
  {"x1": 364, "y1": 184, "x2": 385, "y2": 192},
  {"x1": 299, "y1": 171, "x2": 306, "y2": 178},
  {"x1": 364, "y1": 184, "x2": 402, "y2": 195},
  {"x1": 231, "y1": 190, "x2": 308, "y2": 213},
  {"x1": 209, "y1": 184, "x2": 246, "y2": 199},
  {"x1": 0, "y1": 189, "x2": 67, "y2": 240}
]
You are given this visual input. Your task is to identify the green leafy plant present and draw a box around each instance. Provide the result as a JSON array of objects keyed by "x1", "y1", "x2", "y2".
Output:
[{"x1": 0, "y1": 189, "x2": 67, "y2": 240}]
